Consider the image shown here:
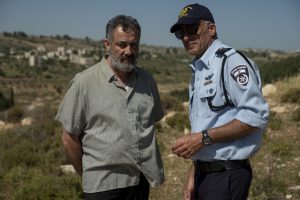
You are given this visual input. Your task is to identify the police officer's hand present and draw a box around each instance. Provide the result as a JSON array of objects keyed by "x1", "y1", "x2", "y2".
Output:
[{"x1": 171, "y1": 133, "x2": 203, "y2": 159}]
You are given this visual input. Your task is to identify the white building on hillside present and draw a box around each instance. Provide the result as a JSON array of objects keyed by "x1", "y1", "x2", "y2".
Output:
[{"x1": 29, "y1": 55, "x2": 42, "y2": 67}]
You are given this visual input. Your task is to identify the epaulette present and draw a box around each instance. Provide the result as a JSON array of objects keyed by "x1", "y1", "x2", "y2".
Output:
[{"x1": 215, "y1": 48, "x2": 232, "y2": 57}]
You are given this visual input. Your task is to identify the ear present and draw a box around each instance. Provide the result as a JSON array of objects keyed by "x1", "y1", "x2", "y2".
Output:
[
  {"x1": 103, "y1": 39, "x2": 110, "y2": 52},
  {"x1": 208, "y1": 24, "x2": 216, "y2": 38}
]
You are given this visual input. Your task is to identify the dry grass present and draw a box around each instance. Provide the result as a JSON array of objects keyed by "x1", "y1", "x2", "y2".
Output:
[{"x1": 150, "y1": 127, "x2": 191, "y2": 200}]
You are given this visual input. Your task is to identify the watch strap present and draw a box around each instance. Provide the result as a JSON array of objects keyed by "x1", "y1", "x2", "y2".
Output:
[{"x1": 201, "y1": 129, "x2": 212, "y2": 145}]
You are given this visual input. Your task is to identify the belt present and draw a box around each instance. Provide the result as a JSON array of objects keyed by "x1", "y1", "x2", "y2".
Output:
[{"x1": 195, "y1": 159, "x2": 250, "y2": 173}]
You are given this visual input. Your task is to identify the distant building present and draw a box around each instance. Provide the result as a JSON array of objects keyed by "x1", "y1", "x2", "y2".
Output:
[
  {"x1": 47, "y1": 52, "x2": 55, "y2": 59},
  {"x1": 9, "y1": 48, "x2": 16, "y2": 55},
  {"x1": 29, "y1": 55, "x2": 42, "y2": 67},
  {"x1": 15, "y1": 55, "x2": 24, "y2": 60},
  {"x1": 57, "y1": 46, "x2": 65, "y2": 55},
  {"x1": 69, "y1": 54, "x2": 94, "y2": 66},
  {"x1": 79, "y1": 57, "x2": 94, "y2": 66},
  {"x1": 58, "y1": 55, "x2": 68, "y2": 61},
  {"x1": 37, "y1": 45, "x2": 46, "y2": 52},
  {"x1": 24, "y1": 52, "x2": 31, "y2": 58}
]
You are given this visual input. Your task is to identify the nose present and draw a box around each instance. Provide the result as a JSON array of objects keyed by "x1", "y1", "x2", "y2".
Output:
[
  {"x1": 124, "y1": 45, "x2": 134, "y2": 56},
  {"x1": 182, "y1": 34, "x2": 191, "y2": 42}
]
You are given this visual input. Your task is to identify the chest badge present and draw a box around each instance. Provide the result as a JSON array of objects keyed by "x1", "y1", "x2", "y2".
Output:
[{"x1": 204, "y1": 73, "x2": 214, "y2": 86}]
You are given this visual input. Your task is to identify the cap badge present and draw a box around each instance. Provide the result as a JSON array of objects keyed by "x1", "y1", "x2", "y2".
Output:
[{"x1": 179, "y1": 6, "x2": 192, "y2": 18}]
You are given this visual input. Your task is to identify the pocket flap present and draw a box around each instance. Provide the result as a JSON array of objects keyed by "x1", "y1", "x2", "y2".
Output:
[{"x1": 198, "y1": 82, "x2": 217, "y2": 98}]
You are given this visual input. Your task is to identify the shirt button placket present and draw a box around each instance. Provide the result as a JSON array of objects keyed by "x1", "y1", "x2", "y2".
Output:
[{"x1": 127, "y1": 101, "x2": 141, "y2": 168}]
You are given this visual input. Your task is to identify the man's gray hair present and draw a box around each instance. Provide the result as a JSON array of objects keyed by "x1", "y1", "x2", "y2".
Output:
[{"x1": 106, "y1": 15, "x2": 141, "y2": 42}]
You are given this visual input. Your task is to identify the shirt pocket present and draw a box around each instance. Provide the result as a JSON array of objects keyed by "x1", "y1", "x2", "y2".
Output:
[
  {"x1": 137, "y1": 94, "x2": 154, "y2": 129},
  {"x1": 198, "y1": 81, "x2": 216, "y2": 99},
  {"x1": 196, "y1": 83, "x2": 217, "y2": 117}
]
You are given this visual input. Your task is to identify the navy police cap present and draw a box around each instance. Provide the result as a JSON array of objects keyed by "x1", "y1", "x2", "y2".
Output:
[{"x1": 170, "y1": 4, "x2": 215, "y2": 33}]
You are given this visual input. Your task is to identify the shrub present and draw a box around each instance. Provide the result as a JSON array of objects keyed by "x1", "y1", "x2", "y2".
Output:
[
  {"x1": 281, "y1": 88, "x2": 300, "y2": 103},
  {"x1": 166, "y1": 112, "x2": 190, "y2": 131},
  {"x1": 291, "y1": 107, "x2": 300, "y2": 122},
  {"x1": 0, "y1": 89, "x2": 14, "y2": 111},
  {"x1": 259, "y1": 55, "x2": 300, "y2": 84},
  {"x1": 14, "y1": 174, "x2": 82, "y2": 200},
  {"x1": 268, "y1": 111, "x2": 282, "y2": 130},
  {"x1": 6, "y1": 106, "x2": 23, "y2": 122},
  {"x1": 0, "y1": 68, "x2": 5, "y2": 77},
  {"x1": 0, "y1": 93, "x2": 10, "y2": 111},
  {"x1": 269, "y1": 141, "x2": 293, "y2": 158},
  {"x1": 2, "y1": 139, "x2": 41, "y2": 170},
  {"x1": 1, "y1": 167, "x2": 82, "y2": 200},
  {"x1": 170, "y1": 88, "x2": 189, "y2": 102},
  {"x1": 160, "y1": 94, "x2": 183, "y2": 112}
]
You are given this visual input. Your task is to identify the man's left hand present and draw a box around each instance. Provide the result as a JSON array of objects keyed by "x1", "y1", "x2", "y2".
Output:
[{"x1": 171, "y1": 133, "x2": 203, "y2": 159}]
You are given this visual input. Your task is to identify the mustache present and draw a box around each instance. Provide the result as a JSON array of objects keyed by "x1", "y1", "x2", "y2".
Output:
[
  {"x1": 120, "y1": 56, "x2": 138, "y2": 65},
  {"x1": 121, "y1": 55, "x2": 137, "y2": 60}
]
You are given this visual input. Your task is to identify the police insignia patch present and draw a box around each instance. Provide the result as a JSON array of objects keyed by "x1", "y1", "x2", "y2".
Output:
[{"x1": 230, "y1": 65, "x2": 249, "y2": 86}]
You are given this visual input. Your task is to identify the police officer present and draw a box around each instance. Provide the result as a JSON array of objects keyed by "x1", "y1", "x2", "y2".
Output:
[{"x1": 170, "y1": 4, "x2": 269, "y2": 200}]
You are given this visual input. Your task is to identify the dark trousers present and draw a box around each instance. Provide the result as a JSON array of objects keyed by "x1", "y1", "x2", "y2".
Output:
[
  {"x1": 194, "y1": 162, "x2": 252, "y2": 200},
  {"x1": 84, "y1": 173, "x2": 150, "y2": 200}
]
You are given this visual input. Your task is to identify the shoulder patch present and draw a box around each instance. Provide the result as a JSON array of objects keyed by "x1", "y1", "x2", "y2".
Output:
[{"x1": 230, "y1": 65, "x2": 249, "y2": 86}]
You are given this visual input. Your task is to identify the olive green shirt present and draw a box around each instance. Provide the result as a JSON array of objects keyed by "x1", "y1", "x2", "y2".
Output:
[{"x1": 55, "y1": 57, "x2": 164, "y2": 193}]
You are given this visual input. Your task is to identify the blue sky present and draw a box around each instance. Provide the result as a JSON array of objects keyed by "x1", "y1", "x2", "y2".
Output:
[{"x1": 0, "y1": 0, "x2": 299, "y2": 51}]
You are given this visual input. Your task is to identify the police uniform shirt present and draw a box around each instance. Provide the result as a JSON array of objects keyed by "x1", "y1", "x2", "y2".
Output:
[{"x1": 189, "y1": 39, "x2": 269, "y2": 161}]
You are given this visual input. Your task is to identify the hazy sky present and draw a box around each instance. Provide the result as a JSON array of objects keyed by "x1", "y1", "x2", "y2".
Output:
[{"x1": 0, "y1": 0, "x2": 299, "y2": 51}]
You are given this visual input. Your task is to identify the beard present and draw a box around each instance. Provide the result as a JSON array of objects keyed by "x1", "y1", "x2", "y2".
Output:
[{"x1": 109, "y1": 51, "x2": 138, "y2": 72}]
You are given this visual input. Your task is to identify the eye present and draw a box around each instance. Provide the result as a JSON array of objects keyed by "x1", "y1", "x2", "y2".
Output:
[
  {"x1": 186, "y1": 24, "x2": 199, "y2": 35},
  {"x1": 118, "y1": 42, "x2": 128, "y2": 49},
  {"x1": 130, "y1": 43, "x2": 138, "y2": 50},
  {"x1": 175, "y1": 29, "x2": 184, "y2": 40}
]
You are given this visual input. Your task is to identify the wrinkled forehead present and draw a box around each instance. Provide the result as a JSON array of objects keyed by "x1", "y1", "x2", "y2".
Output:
[
  {"x1": 114, "y1": 26, "x2": 138, "y2": 36},
  {"x1": 113, "y1": 25, "x2": 139, "y2": 38},
  {"x1": 111, "y1": 26, "x2": 139, "y2": 44}
]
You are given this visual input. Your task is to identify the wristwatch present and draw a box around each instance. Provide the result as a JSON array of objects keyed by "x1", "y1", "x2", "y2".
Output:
[{"x1": 201, "y1": 130, "x2": 212, "y2": 145}]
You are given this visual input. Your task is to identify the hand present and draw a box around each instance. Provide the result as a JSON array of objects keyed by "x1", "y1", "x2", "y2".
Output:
[
  {"x1": 184, "y1": 163, "x2": 195, "y2": 200},
  {"x1": 62, "y1": 129, "x2": 83, "y2": 176},
  {"x1": 171, "y1": 133, "x2": 202, "y2": 159}
]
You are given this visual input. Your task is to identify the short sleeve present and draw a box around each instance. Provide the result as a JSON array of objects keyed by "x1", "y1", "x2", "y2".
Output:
[
  {"x1": 55, "y1": 77, "x2": 86, "y2": 135},
  {"x1": 225, "y1": 55, "x2": 269, "y2": 129}
]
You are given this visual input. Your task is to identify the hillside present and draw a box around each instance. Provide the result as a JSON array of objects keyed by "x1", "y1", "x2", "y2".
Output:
[{"x1": 0, "y1": 33, "x2": 300, "y2": 200}]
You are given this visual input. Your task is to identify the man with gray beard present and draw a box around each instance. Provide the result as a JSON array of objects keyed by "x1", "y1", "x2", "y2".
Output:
[{"x1": 55, "y1": 15, "x2": 165, "y2": 200}]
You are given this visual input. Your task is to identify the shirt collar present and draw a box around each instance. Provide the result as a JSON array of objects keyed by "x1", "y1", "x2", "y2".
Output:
[
  {"x1": 99, "y1": 56, "x2": 114, "y2": 82},
  {"x1": 191, "y1": 39, "x2": 224, "y2": 70}
]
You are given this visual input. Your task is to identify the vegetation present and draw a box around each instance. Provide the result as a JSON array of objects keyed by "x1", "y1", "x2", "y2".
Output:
[
  {"x1": 268, "y1": 111, "x2": 282, "y2": 131},
  {"x1": 258, "y1": 55, "x2": 300, "y2": 84},
  {"x1": 0, "y1": 88, "x2": 14, "y2": 111},
  {"x1": 166, "y1": 112, "x2": 190, "y2": 132},
  {"x1": 0, "y1": 32, "x2": 300, "y2": 199},
  {"x1": 291, "y1": 107, "x2": 300, "y2": 122},
  {"x1": 281, "y1": 88, "x2": 300, "y2": 103}
]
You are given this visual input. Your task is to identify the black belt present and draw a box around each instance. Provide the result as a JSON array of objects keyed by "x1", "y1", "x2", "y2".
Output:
[{"x1": 195, "y1": 159, "x2": 250, "y2": 173}]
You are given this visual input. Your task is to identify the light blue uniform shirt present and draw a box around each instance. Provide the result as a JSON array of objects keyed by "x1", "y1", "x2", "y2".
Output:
[{"x1": 189, "y1": 39, "x2": 269, "y2": 161}]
